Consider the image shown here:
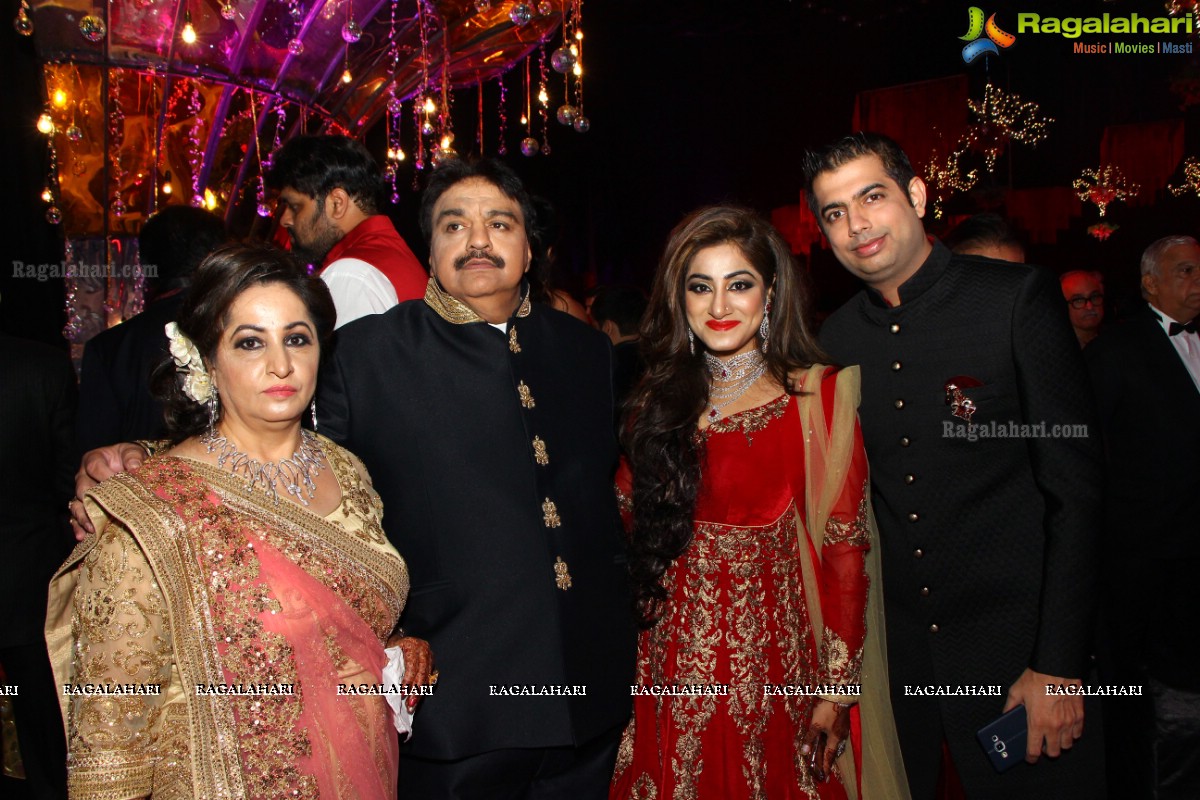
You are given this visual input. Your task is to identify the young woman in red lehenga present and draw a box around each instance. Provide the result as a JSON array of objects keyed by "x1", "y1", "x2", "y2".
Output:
[{"x1": 610, "y1": 207, "x2": 908, "y2": 800}]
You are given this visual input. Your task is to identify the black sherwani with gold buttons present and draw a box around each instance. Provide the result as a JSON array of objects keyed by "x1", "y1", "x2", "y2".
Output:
[
  {"x1": 317, "y1": 283, "x2": 636, "y2": 770},
  {"x1": 820, "y1": 241, "x2": 1105, "y2": 799}
]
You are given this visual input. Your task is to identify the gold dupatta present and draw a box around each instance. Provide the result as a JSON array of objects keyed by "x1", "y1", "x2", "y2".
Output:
[
  {"x1": 793, "y1": 363, "x2": 910, "y2": 800},
  {"x1": 46, "y1": 436, "x2": 407, "y2": 799}
]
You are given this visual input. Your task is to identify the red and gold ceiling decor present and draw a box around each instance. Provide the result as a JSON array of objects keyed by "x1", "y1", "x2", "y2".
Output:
[
  {"x1": 963, "y1": 83, "x2": 1053, "y2": 173},
  {"x1": 1073, "y1": 165, "x2": 1139, "y2": 217},
  {"x1": 22, "y1": 0, "x2": 584, "y2": 237},
  {"x1": 1168, "y1": 155, "x2": 1200, "y2": 197}
]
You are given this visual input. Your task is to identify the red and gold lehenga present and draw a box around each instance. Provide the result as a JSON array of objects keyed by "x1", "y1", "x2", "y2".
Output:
[
  {"x1": 611, "y1": 366, "x2": 908, "y2": 800},
  {"x1": 45, "y1": 435, "x2": 409, "y2": 799}
]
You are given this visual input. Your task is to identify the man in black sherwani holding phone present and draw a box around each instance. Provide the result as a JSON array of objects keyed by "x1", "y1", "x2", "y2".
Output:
[{"x1": 807, "y1": 133, "x2": 1105, "y2": 799}]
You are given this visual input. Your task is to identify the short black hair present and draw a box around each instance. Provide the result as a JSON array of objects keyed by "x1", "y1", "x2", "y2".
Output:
[
  {"x1": 589, "y1": 285, "x2": 648, "y2": 337},
  {"x1": 138, "y1": 205, "x2": 228, "y2": 294},
  {"x1": 802, "y1": 132, "x2": 918, "y2": 217},
  {"x1": 419, "y1": 158, "x2": 537, "y2": 245},
  {"x1": 944, "y1": 213, "x2": 1024, "y2": 255},
  {"x1": 265, "y1": 135, "x2": 382, "y2": 215}
]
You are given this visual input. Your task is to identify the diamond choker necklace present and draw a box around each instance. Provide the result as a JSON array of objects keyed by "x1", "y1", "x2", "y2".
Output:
[
  {"x1": 202, "y1": 428, "x2": 327, "y2": 505},
  {"x1": 703, "y1": 350, "x2": 768, "y2": 421}
]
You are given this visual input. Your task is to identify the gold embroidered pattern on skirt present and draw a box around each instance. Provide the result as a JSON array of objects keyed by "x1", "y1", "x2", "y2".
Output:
[
  {"x1": 542, "y1": 498, "x2": 562, "y2": 528},
  {"x1": 554, "y1": 557, "x2": 573, "y2": 591},
  {"x1": 532, "y1": 436, "x2": 549, "y2": 466},
  {"x1": 518, "y1": 381, "x2": 536, "y2": 409}
]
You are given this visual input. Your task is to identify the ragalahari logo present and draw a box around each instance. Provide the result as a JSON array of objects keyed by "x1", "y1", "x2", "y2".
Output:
[{"x1": 960, "y1": 7, "x2": 1016, "y2": 63}]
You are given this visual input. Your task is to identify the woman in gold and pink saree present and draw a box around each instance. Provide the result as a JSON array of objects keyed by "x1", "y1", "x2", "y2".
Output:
[
  {"x1": 46, "y1": 438, "x2": 408, "y2": 799},
  {"x1": 47, "y1": 243, "x2": 412, "y2": 799}
]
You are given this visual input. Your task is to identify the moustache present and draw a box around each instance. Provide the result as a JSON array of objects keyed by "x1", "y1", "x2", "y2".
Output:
[{"x1": 454, "y1": 250, "x2": 505, "y2": 270}]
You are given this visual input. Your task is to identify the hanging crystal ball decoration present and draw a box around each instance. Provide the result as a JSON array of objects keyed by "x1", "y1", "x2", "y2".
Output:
[
  {"x1": 509, "y1": 3, "x2": 532, "y2": 26},
  {"x1": 13, "y1": 5, "x2": 33, "y2": 35},
  {"x1": 341, "y1": 20, "x2": 362, "y2": 43},
  {"x1": 288, "y1": 38, "x2": 304, "y2": 55},
  {"x1": 550, "y1": 46, "x2": 576, "y2": 73},
  {"x1": 79, "y1": 14, "x2": 106, "y2": 42},
  {"x1": 555, "y1": 104, "x2": 577, "y2": 125},
  {"x1": 520, "y1": 137, "x2": 539, "y2": 156}
]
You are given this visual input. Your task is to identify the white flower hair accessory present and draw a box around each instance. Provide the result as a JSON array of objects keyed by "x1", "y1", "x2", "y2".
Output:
[{"x1": 165, "y1": 322, "x2": 214, "y2": 404}]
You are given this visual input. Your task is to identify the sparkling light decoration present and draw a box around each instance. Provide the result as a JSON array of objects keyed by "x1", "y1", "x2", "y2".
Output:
[
  {"x1": 922, "y1": 135, "x2": 978, "y2": 220},
  {"x1": 109, "y1": 69, "x2": 128, "y2": 218},
  {"x1": 220, "y1": 3, "x2": 236, "y2": 20},
  {"x1": 13, "y1": 0, "x2": 33, "y2": 36},
  {"x1": 497, "y1": 72, "x2": 509, "y2": 155},
  {"x1": 1168, "y1": 156, "x2": 1200, "y2": 197},
  {"x1": 181, "y1": 9, "x2": 197, "y2": 44},
  {"x1": 537, "y1": 45, "x2": 550, "y2": 154},
  {"x1": 1073, "y1": 165, "x2": 1139, "y2": 217},
  {"x1": 185, "y1": 78, "x2": 205, "y2": 207},
  {"x1": 964, "y1": 83, "x2": 1053, "y2": 172},
  {"x1": 37, "y1": 111, "x2": 55, "y2": 134}
]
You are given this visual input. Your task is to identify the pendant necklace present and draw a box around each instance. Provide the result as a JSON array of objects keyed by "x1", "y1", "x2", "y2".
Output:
[
  {"x1": 704, "y1": 350, "x2": 768, "y2": 421},
  {"x1": 202, "y1": 428, "x2": 327, "y2": 505}
]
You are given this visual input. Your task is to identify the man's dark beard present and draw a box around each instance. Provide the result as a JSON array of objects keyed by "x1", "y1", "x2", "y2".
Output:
[
  {"x1": 453, "y1": 249, "x2": 505, "y2": 270},
  {"x1": 289, "y1": 226, "x2": 343, "y2": 268}
]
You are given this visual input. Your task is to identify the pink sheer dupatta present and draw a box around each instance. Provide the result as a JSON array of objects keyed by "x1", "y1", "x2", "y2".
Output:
[{"x1": 239, "y1": 531, "x2": 398, "y2": 800}]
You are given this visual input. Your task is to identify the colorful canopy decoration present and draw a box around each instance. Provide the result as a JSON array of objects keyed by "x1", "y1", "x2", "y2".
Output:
[{"x1": 22, "y1": 0, "x2": 580, "y2": 237}]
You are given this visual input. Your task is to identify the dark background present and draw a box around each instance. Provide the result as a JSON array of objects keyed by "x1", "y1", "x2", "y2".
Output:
[{"x1": 6, "y1": 0, "x2": 1200, "y2": 345}]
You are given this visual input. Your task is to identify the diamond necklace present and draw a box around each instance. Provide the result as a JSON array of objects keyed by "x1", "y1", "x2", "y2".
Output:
[
  {"x1": 704, "y1": 350, "x2": 768, "y2": 421},
  {"x1": 201, "y1": 428, "x2": 327, "y2": 505}
]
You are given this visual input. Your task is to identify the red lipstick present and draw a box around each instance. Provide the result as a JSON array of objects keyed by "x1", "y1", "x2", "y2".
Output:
[
  {"x1": 264, "y1": 385, "x2": 298, "y2": 398},
  {"x1": 706, "y1": 320, "x2": 741, "y2": 331}
]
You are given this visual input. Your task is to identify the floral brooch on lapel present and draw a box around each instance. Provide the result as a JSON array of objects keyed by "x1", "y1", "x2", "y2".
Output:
[{"x1": 944, "y1": 375, "x2": 983, "y2": 423}]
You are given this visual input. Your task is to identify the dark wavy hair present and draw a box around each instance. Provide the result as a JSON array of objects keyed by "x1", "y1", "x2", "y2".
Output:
[
  {"x1": 623, "y1": 206, "x2": 828, "y2": 628},
  {"x1": 265, "y1": 135, "x2": 383, "y2": 215},
  {"x1": 150, "y1": 242, "x2": 336, "y2": 443}
]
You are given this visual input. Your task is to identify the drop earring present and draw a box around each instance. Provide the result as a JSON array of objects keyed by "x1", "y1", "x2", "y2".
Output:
[
  {"x1": 687, "y1": 327, "x2": 695, "y2": 355},
  {"x1": 310, "y1": 397, "x2": 318, "y2": 432},
  {"x1": 759, "y1": 301, "x2": 771, "y2": 353}
]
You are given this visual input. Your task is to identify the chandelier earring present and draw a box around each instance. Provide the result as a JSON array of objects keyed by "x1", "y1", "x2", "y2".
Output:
[
  {"x1": 759, "y1": 301, "x2": 772, "y2": 353},
  {"x1": 310, "y1": 397, "x2": 318, "y2": 432},
  {"x1": 207, "y1": 390, "x2": 219, "y2": 438},
  {"x1": 687, "y1": 326, "x2": 695, "y2": 355}
]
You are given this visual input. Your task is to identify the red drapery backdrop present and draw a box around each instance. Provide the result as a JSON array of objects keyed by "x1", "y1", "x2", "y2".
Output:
[{"x1": 1099, "y1": 120, "x2": 1186, "y2": 206}]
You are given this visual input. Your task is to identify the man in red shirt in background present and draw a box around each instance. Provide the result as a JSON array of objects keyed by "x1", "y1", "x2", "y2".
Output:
[{"x1": 267, "y1": 135, "x2": 427, "y2": 327}]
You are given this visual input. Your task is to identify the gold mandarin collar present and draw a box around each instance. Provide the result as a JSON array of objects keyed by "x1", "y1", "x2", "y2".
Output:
[{"x1": 423, "y1": 276, "x2": 531, "y2": 325}]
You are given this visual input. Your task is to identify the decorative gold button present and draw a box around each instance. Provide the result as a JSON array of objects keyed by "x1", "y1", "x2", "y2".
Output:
[
  {"x1": 890, "y1": 323, "x2": 901, "y2": 334},
  {"x1": 509, "y1": 327, "x2": 521, "y2": 353},
  {"x1": 532, "y1": 436, "x2": 549, "y2": 466},
  {"x1": 920, "y1": 586, "x2": 930, "y2": 596},
  {"x1": 908, "y1": 512, "x2": 919, "y2": 523},
  {"x1": 892, "y1": 361, "x2": 902, "y2": 371},
  {"x1": 929, "y1": 624, "x2": 939, "y2": 633},
  {"x1": 542, "y1": 498, "x2": 562, "y2": 528},
  {"x1": 900, "y1": 436, "x2": 911, "y2": 447},
  {"x1": 905, "y1": 474, "x2": 915, "y2": 484},
  {"x1": 554, "y1": 556, "x2": 572, "y2": 590},
  {"x1": 894, "y1": 399, "x2": 905, "y2": 409},
  {"x1": 518, "y1": 381, "x2": 535, "y2": 409},
  {"x1": 913, "y1": 548, "x2": 923, "y2": 558}
]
